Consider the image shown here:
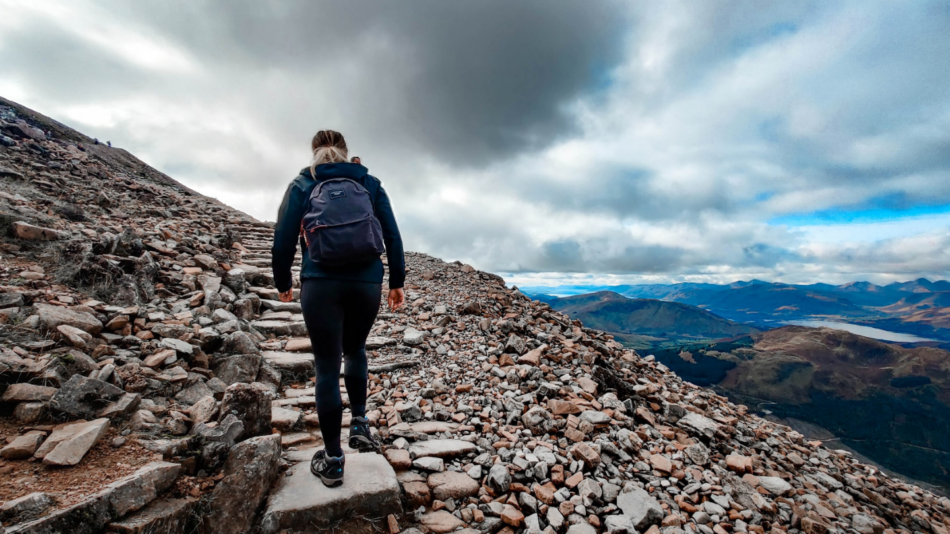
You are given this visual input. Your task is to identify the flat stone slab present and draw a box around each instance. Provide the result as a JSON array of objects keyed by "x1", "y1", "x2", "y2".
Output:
[
  {"x1": 36, "y1": 418, "x2": 110, "y2": 466},
  {"x1": 284, "y1": 338, "x2": 312, "y2": 352},
  {"x1": 407, "y1": 439, "x2": 477, "y2": 459},
  {"x1": 261, "y1": 299, "x2": 303, "y2": 313},
  {"x1": 106, "y1": 497, "x2": 197, "y2": 534},
  {"x1": 418, "y1": 510, "x2": 466, "y2": 533},
  {"x1": 262, "y1": 351, "x2": 314, "y2": 374},
  {"x1": 252, "y1": 321, "x2": 307, "y2": 337},
  {"x1": 272, "y1": 407, "x2": 301, "y2": 431},
  {"x1": 2, "y1": 383, "x2": 58, "y2": 402},
  {"x1": 365, "y1": 336, "x2": 396, "y2": 349},
  {"x1": 259, "y1": 450, "x2": 402, "y2": 533},
  {"x1": 390, "y1": 421, "x2": 460, "y2": 434}
]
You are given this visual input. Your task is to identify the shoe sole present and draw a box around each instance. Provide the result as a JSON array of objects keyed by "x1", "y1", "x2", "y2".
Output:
[
  {"x1": 349, "y1": 435, "x2": 379, "y2": 452},
  {"x1": 319, "y1": 474, "x2": 344, "y2": 487}
]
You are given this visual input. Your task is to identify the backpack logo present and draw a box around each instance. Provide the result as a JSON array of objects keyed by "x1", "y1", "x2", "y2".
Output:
[{"x1": 329, "y1": 190, "x2": 346, "y2": 199}]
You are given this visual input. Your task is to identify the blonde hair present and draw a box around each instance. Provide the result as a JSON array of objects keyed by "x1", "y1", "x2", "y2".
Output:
[{"x1": 310, "y1": 130, "x2": 348, "y2": 178}]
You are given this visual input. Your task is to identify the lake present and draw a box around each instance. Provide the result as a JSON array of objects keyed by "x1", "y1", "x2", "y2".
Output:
[{"x1": 785, "y1": 320, "x2": 937, "y2": 343}]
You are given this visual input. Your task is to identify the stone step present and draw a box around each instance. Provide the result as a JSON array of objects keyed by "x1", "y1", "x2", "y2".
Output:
[
  {"x1": 259, "y1": 450, "x2": 401, "y2": 533},
  {"x1": 262, "y1": 351, "x2": 314, "y2": 375}
]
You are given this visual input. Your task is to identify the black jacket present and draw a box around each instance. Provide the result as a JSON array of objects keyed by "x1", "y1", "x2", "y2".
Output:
[{"x1": 271, "y1": 162, "x2": 405, "y2": 292}]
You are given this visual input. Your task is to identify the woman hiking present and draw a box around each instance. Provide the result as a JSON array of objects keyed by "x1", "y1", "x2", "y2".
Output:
[{"x1": 271, "y1": 130, "x2": 405, "y2": 487}]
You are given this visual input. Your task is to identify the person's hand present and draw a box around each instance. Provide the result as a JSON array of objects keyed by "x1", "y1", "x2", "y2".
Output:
[
  {"x1": 388, "y1": 288, "x2": 405, "y2": 310},
  {"x1": 278, "y1": 289, "x2": 294, "y2": 303}
]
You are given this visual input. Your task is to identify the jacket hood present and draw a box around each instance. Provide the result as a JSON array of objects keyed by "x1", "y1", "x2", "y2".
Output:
[{"x1": 301, "y1": 162, "x2": 369, "y2": 181}]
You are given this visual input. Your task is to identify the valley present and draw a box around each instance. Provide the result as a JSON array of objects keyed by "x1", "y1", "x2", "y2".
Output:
[{"x1": 649, "y1": 327, "x2": 950, "y2": 493}]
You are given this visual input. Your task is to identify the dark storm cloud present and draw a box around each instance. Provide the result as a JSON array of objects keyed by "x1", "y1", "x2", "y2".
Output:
[{"x1": 90, "y1": 0, "x2": 632, "y2": 166}]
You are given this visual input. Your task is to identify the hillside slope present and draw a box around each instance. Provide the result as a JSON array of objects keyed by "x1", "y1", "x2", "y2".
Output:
[
  {"x1": 650, "y1": 326, "x2": 950, "y2": 491},
  {"x1": 1, "y1": 97, "x2": 949, "y2": 533}
]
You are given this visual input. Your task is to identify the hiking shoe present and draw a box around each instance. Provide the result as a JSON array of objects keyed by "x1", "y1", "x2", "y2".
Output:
[
  {"x1": 348, "y1": 416, "x2": 380, "y2": 452},
  {"x1": 310, "y1": 449, "x2": 344, "y2": 487}
]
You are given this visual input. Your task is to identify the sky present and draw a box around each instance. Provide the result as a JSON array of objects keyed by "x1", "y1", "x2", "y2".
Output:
[{"x1": 1, "y1": 0, "x2": 949, "y2": 287}]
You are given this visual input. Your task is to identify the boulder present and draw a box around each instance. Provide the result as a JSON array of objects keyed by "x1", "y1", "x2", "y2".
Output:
[
  {"x1": 427, "y1": 471, "x2": 480, "y2": 501},
  {"x1": 262, "y1": 351, "x2": 314, "y2": 375},
  {"x1": 212, "y1": 354, "x2": 262, "y2": 385},
  {"x1": 418, "y1": 511, "x2": 465, "y2": 534},
  {"x1": 757, "y1": 476, "x2": 793, "y2": 496},
  {"x1": 488, "y1": 464, "x2": 511, "y2": 493},
  {"x1": 189, "y1": 396, "x2": 219, "y2": 425},
  {"x1": 35, "y1": 302, "x2": 102, "y2": 334},
  {"x1": 12, "y1": 221, "x2": 62, "y2": 241},
  {"x1": 616, "y1": 484, "x2": 663, "y2": 529},
  {"x1": 407, "y1": 439, "x2": 476, "y2": 459},
  {"x1": 678, "y1": 412, "x2": 720, "y2": 438},
  {"x1": 57, "y1": 324, "x2": 93, "y2": 347},
  {"x1": 49, "y1": 375, "x2": 126, "y2": 418},
  {"x1": 1, "y1": 430, "x2": 47, "y2": 460},
  {"x1": 175, "y1": 380, "x2": 215, "y2": 405},
  {"x1": 1, "y1": 383, "x2": 58, "y2": 402},
  {"x1": 105, "y1": 497, "x2": 197, "y2": 534},
  {"x1": 203, "y1": 434, "x2": 282, "y2": 534},
  {"x1": 504, "y1": 334, "x2": 526, "y2": 355},
  {"x1": 271, "y1": 406, "x2": 300, "y2": 431},
  {"x1": 39, "y1": 418, "x2": 110, "y2": 466},
  {"x1": 522, "y1": 406, "x2": 555, "y2": 435},
  {"x1": 403, "y1": 328, "x2": 425, "y2": 345},
  {"x1": 0, "y1": 492, "x2": 54, "y2": 523},
  {"x1": 218, "y1": 382, "x2": 272, "y2": 439}
]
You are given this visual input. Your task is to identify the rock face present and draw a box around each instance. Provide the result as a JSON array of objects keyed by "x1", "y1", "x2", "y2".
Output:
[
  {"x1": 203, "y1": 434, "x2": 282, "y2": 534},
  {"x1": 5, "y1": 462, "x2": 180, "y2": 534}
]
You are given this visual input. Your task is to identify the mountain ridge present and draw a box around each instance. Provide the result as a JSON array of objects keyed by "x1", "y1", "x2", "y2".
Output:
[{"x1": 523, "y1": 278, "x2": 950, "y2": 346}]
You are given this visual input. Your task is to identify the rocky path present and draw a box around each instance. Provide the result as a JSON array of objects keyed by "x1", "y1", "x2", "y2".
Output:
[{"x1": 2, "y1": 95, "x2": 950, "y2": 534}]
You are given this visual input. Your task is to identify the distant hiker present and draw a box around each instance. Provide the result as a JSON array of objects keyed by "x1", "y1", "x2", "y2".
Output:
[
  {"x1": 272, "y1": 130, "x2": 405, "y2": 487},
  {"x1": 107, "y1": 141, "x2": 111, "y2": 147},
  {"x1": 93, "y1": 138, "x2": 99, "y2": 145},
  {"x1": 350, "y1": 156, "x2": 361, "y2": 164}
]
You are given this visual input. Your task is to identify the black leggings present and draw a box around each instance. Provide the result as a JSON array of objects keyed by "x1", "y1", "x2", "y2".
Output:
[{"x1": 300, "y1": 278, "x2": 381, "y2": 457}]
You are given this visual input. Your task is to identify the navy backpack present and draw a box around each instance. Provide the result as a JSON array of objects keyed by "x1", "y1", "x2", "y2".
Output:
[{"x1": 301, "y1": 177, "x2": 385, "y2": 266}]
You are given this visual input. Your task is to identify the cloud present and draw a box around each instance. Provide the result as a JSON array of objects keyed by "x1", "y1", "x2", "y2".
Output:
[{"x1": 1, "y1": 0, "x2": 949, "y2": 285}]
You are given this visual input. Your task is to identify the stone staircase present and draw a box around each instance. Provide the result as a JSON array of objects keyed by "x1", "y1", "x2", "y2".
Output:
[{"x1": 228, "y1": 222, "x2": 404, "y2": 532}]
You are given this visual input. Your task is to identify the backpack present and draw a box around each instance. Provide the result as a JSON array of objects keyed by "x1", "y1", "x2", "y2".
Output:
[{"x1": 301, "y1": 177, "x2": 385, "y2": 267}]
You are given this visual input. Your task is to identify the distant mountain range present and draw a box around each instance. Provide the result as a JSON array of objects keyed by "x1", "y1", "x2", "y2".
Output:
[
  {"x1": 522, "y1": 278, "x2": 950, "y2": 347},
  {"x1": 647, "y1": 326, "x2": 950, "y2": 492},
  {"x1": 537, "y1": 291, "x2": 758, "y2": 348}
]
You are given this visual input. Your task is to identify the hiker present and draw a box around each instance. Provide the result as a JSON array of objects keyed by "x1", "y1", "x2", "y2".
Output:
[
  {"x1": 271, "y1": 130, "x2": 405, "y2": 487},
  {"x1": 350, "y1": 156, "x2": 361, "y2": 164}
]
